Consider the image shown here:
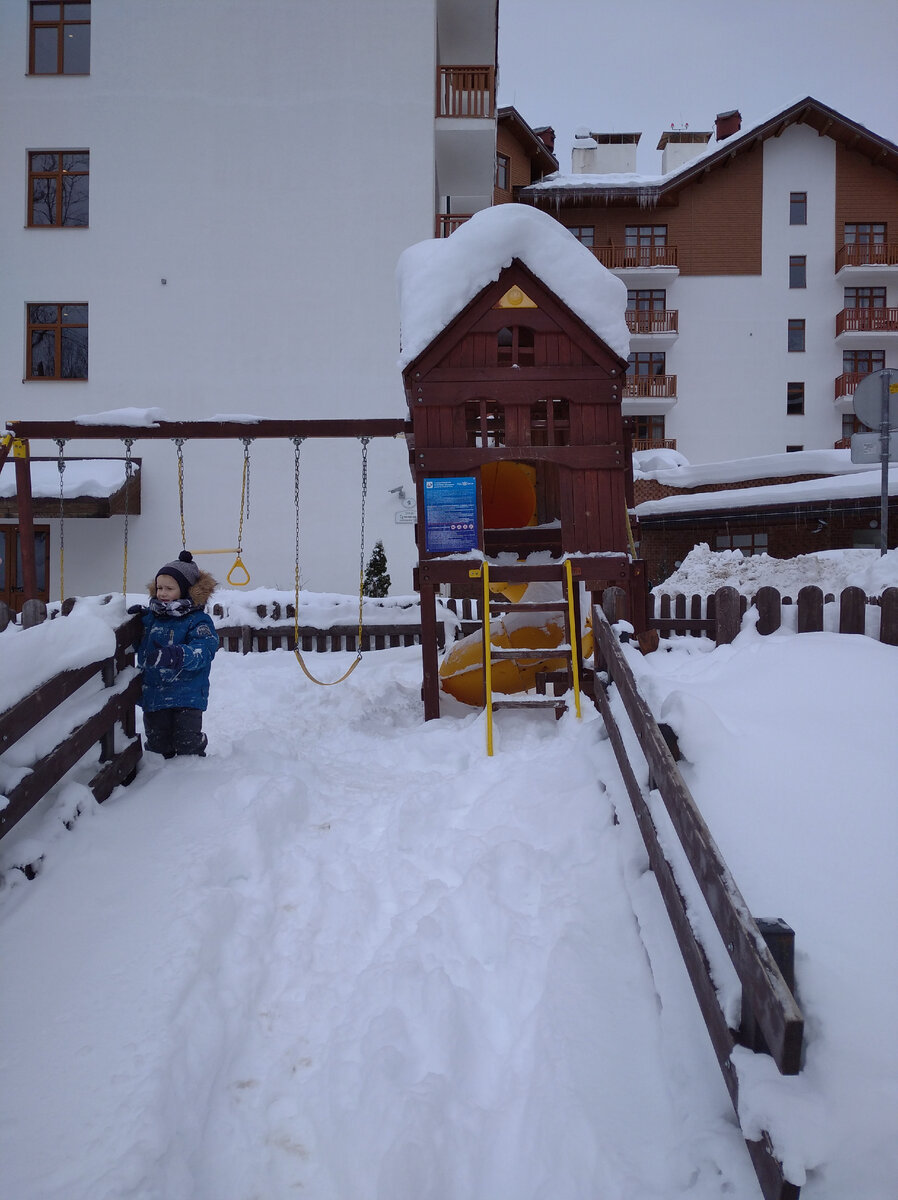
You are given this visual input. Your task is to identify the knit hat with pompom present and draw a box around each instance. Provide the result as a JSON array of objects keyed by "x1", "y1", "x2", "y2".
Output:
[{"x1": 156, "y1": 550, "x2": 200, "y2": 598}]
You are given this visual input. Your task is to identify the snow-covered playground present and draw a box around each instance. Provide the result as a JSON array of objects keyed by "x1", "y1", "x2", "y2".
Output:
[{"x1": 1, "y1": 563, "x2": 897, "y2": 1199}]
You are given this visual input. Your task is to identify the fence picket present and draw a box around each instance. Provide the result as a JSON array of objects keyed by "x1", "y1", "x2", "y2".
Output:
[
  {"x1": 797, "y1": 586, "x2": 824, "y2": 633},
  {"x1": 839, "y1": 586, "x2": 866, "y2": 635}
]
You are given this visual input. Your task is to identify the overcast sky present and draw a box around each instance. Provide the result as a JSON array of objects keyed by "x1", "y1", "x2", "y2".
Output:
[{"x1": 497, "y1": 0, "x2": 898, "y2": 175}]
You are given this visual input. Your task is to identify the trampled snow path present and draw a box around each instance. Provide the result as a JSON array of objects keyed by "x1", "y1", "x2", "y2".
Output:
[{"x1": 0, "y1": 647, "x2": 760, "y2": 1200}]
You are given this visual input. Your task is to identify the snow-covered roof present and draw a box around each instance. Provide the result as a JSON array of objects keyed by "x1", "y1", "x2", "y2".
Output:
[
  {"x1": 0, "y1": 459, "x2": 137, "y2": 500},
  {"x1": 633, "y1": 448, "x2": 880, "y2": 488},
  {"x1": 396, "y1": 204, "x2": 630, "y2": 368}
]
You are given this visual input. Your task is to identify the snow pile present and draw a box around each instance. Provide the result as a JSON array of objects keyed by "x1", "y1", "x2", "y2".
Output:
[
  {"x1": 0, "y1": 459, "x2": 135, "y2": 500},
  {"x1": 0, "y1": 600, "x2": 119, "y2": 711},
  {"x1": 633, "y1": 448, "x2": 868, "y2": 486},
  {"x1": 397, "y1": 204, "x2": 629, "y2": 367},
  {"x1": 654, "y1": 544, "x2": 898, "y2": 598}
]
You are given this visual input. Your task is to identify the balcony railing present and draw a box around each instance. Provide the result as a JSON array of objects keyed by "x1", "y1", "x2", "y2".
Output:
[
  {"x1": 626, "y1": 309, "x2": 679, "y2": 335},
  {"x1": 836, "y1": 243, "x2": 898, "y2": 271},
  {"x1": 835, "y1": 371, "x2": 877, "y2": 399},
  {"x1": 632, "y1": 437, "x2": 677, "y2": 452},
  {"x1": 437, "y1": 66, "x2": 496, "y2": 118},
  {"x1": 594, "y1": 245, "x2": 678, "y2": 270},
  {"x1": 836, "y1": 307, "x2": 898, "y2": 335},
  {"x1": 624, "y1": 374, "x2": 677, "y2": 399},
  {"x1": 435, "y1": 214, "x2": 472, "y2": 238}
]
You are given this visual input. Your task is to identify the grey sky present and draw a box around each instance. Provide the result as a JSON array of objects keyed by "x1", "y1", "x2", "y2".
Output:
[{"x1": 497, "y1": 0, "x2": 898, "y2": 174}]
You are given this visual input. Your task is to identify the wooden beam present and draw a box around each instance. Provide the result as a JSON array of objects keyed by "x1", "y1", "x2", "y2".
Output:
[
  {"x1": 13, "y1": 441, "x2": 38, "y2": 601},
  {"x1": 414, "y1": 444, "x2": 625, "y2": 471},
  {"x1": 5, "y1": 418, "x2": 411, "y2": 442}
]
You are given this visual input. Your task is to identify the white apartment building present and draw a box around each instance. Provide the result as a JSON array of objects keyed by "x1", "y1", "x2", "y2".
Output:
[
  {"x1": 520, "y1": 98, "x2": 898, "y2": 466},
  {"x1": 1, "y1": 0, "x2": 498, "y2": 607}
]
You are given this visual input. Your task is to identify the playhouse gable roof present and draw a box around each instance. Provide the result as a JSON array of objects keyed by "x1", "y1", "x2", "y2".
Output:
[{"x1": 396, "y1": 204, "x2": 630, "y2": 370}]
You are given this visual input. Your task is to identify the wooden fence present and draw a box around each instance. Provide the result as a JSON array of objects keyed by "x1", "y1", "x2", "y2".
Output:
[
  {"x1": 0, "y1": 600, "x2": 143, "y2": 849},
  {"x1": 650, "y1": 585, "x2": 898, "y2": 645},
  {"x1": 592, "y1": 598, "x2": 803, "y2": 1200}
]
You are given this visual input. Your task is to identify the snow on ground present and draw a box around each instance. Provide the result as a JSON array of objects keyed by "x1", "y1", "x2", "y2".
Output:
[
  {"x1": 654, "y1": 544, "x2": 898, "y2": 599},
  {"x1": 0, "y1": 613, "x2": 896, "y2": 1198}
]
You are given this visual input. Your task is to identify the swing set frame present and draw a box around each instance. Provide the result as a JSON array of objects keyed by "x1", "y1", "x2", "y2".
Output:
[{"x1": 2, "y1": 416, "x2": 408, "y2": 618}]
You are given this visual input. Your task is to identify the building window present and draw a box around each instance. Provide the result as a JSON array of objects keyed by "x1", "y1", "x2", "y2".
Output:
[
  {"x1": 789, "y1": 255, "x2": 806, "y2": 288},
  {"x1": 715, "y1": 532, "x2": 768, "y2": 556},
  {"x1": 844, "y1": 286, "x2": 886, "y2": 309},
  {"x1": 627, "y1": 351, "x2": 666, "y2": 376},
  {"x1": 29, "y1": 1, "x2": 90, "y2": 75},
  {"x1": 627, "y1": 289, "x2": 666, "y2": 311},
  {"x1": 625, "y1": 224, "x2": 667, "y2": 247},
  {"x1": 843, "y1": 349, "x2": 885, "y2": 374},
  {"x1": 633, "y1": 415, "x2": 667, "y2": 444},
  {"x1": 568, "y1": 225, "x2": 594, "y2": 247},
  {"x1": 787, "y1": 319, "x2": 805, "y2": 352},
  {"x1": 844, "y1": 222, "x2": 886, "y2": 244},
  {"x1": 496, "y1": 326, "x2": 534, "y2": 367},
  {"x1": 27, "y1": 303, "x2": 88, "y2": 379},
  {"x1": 789, "y1": 192, "x2": 807, "y2": 225},
  {"x1": 28, "y1": 151, "x2": 89, "y2": 227},
  {"x1": 495, "y1": 153, "x2": 510, "y2": 192},
  {"x1": 0, "y1": 526, "x2": 50, "y2": 610},
  {"x1": 787, "y1": 382, "x2": 805, "y2": 415},
  {"x1": 786, "y1": 444, "x2": 804, "y2": 452},
  {"x1": 842, "y1": 414, "x2": 864, "y2": 439}
]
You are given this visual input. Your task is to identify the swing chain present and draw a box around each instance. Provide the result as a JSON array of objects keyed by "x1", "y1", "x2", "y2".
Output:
[
  {"x1": 173, "y1": 437, "x2": 187, "y2": 550},
  {"x1": 292, "y1": 438, "x2": 304, "y2": 617},
  {"x1": 122, "y1": 438, "x2": 135, "y2": 595},
  {"x1": 55, "y1": 438, "x2": 67, "y2": 604},
  {"x1": 357, "y1": 437, "x2": 370, "y2": 646},
  {"x1": 236, "y1": 438, "x2": 253, "y2": 552}
]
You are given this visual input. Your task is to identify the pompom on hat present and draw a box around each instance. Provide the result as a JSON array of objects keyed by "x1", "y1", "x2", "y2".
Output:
[{"x1": 156, "y1": 550, "x2": 200, "y2": 598}]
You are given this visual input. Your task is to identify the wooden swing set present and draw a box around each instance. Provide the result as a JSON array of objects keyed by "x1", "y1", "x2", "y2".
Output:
[{"x1": 1, "y1": 418, "x2": 406, "y2": 686}]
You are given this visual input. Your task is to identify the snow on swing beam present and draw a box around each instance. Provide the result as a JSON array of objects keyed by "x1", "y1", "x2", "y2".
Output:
[{"x1": 5, "y1": 418, "x2": 411, "y2": 441}]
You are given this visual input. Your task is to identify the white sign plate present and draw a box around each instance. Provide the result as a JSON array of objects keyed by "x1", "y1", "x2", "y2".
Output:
[{"x1": 850, "y1": 431, "x2": 898, "y2": 464}]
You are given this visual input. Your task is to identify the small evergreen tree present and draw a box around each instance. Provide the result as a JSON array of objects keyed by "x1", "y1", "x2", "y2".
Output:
[{"x1": 363, "y1": 540, "x2": 391, "y2": 597}]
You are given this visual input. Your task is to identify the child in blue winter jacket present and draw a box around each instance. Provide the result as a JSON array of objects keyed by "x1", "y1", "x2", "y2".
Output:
[{"x1": 132, "y1": 551, "x2": 219, "y2": 758}]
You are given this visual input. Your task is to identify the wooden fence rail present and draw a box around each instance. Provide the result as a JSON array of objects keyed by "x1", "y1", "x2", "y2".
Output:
[
  {"x1": 592, "y1": 598, "x2": 803, "y2": 1200},
  {"x1": 650, "y1": 585, "x2": 898, "y2": 645},
  {"x1": 0, "y1": 609, "x2": 143, "y2": 843}
]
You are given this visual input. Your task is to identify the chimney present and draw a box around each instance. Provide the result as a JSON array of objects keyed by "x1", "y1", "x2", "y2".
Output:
[
  {"x1": 534, "y1": 126, "x2": 555, "y2": 154},
  {"x1": 715, "y1": 109, "x2": 741, "y2": 141},
  {"x1": 657, "y1": 129, "x2": 712, "y2": 174},
  {"x1": 572, "y1": 130, "x2": 641, "y2": 174}
]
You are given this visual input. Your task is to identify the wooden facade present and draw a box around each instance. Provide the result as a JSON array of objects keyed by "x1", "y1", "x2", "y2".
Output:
[{"x1": 402, "y1": 258, "x2": 647, "y2": 718}]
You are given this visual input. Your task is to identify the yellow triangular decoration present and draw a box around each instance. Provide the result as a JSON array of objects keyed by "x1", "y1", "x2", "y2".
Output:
[{"x1": 494, "y1": 285, "x2": 538, "y2": 310}]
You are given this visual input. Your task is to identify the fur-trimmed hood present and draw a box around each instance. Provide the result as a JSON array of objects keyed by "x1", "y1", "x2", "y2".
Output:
[{"x1": 146, "y1": 569, "x2": 217, "y2": 608}]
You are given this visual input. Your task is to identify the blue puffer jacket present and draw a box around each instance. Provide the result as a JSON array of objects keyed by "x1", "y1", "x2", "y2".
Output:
[{"x1": 136, "y1": 603, "x2": 219, "y2": 712}]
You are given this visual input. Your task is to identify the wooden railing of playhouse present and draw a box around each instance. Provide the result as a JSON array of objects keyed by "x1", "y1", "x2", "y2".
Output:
[
  {"x1": 0, "y1": 599, "x2": 143, "y2": 846},
  {"x1": 592, "y1": 594, "x2": 804, "y2": 1200}
]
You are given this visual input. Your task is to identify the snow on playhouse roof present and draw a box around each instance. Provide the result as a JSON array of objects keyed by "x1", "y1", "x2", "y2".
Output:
[{"x1": 396, "y1": 204, "x2": 630, "y2": 369}]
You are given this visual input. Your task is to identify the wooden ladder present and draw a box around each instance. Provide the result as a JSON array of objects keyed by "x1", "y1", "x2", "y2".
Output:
[{"x1": 479, "y1": 559, "x2": 583, "y2": 755}]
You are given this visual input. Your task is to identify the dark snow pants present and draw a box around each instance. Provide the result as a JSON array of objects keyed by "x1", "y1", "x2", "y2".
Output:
[{"x1": 143, "y1": 708, "x2": 207, "y2": 758}]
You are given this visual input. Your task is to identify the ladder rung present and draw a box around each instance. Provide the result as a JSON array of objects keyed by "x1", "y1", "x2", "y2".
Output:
[
  {"x1": 489, "y1": 646, "x2": 571, "y2": 659},
  {"x1": 488, "y1": 601, "x2": 568, "y2": 613},
  {"x1": 491, "y1": 697, "x2": 567, "y2": 710}
]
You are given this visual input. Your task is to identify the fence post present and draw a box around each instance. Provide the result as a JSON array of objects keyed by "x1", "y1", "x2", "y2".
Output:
[
  {"x1": 714, "y1": 586, "x2": 742, "y2": 645},
  {"x1": 754, "y1": 586, "x2": 781, "y2": 635},
  {"x1": 0, "y1": 601, "x2": 11, "y2": 632},
  {"x1": 839, "y1": 586, "x2": 866, "y2": 635},
  {"x1": 602, "y1": 585, "x2": 629, "y2": 624},
  {"x1": 797, "y1": 585, "x2": 824, "y2": 633},
  {"x1": 21, "y1": 598, "x2": 47, "y2": 628},
  {"x1": 880, "y1": 587, "x2": 898, "y2": 645}
]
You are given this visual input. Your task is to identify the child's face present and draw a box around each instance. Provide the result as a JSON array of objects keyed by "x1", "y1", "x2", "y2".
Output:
[{"x1": 155, "y1": 574, "x2": 182, "y2": 602}]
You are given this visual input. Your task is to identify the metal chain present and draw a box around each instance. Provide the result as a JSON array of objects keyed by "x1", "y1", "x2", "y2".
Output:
[
  {"x1": 122, "y1": 438, "x2": 134, "y2": 595},
  {"x1": 292, "y1": 437, "x2": 304, "y2": 638},
  {"x1": 55, "y1": 438, "x2": 67, "y2": 604},
  {"x1": 357, "y1": 437, "x2": 369, "y2": 644},
  {"x1": 173, "y1": 437, "x2": 187, "y2": 550},
  {"x1": 236, "y1": 438, "x2": 253, "y2": 552},
  {"x1": 242, "y1": 437, "x2": 252, "y2": 524}
]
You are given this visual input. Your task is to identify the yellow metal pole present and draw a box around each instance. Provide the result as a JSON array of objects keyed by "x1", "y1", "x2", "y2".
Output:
[
  {"x1": 482, "y1": 561, "x2": 494, "y2": 756},
  {"x1": 565, "y1": 558, "x2": 582, "y2": 719}
]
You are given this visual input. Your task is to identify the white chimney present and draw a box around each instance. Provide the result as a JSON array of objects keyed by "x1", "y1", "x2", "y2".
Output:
[
  {"x1": 657, "y1": 129, "x2": 712, "y2": 174},
  {"x1": 572, "y1": 130, "x2": 641, "y2": 174}
]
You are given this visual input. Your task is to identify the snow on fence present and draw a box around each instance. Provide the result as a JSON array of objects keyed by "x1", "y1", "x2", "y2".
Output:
[
  {"x1": 592, "y1": 601, "x2": 803, "y2": 1200},
  {"x1": 0, "y1": 600, "x2": 143, "y2": 851}
]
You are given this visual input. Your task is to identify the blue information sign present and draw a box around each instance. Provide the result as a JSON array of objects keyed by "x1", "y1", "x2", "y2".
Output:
[{"x1": 423, "y1": 476, "x2": 479, "y2": 553}]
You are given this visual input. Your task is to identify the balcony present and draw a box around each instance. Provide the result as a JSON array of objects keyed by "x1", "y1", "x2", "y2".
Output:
[
  {"x1": 632, "y1": 437, "x2": 677, "y2": 452},
  {"x1": 593, "y1": 244, "x2": 679, "y2": 286},
  {"x1": 437, "y1": 66, "x2": 495, "y2": 119},
  {"x1": 626, "y1": 308, "x2": 679, "y2": 347},
  {"x1": 835, "y1": 307, "x2": 898, "y2": 341},
  {"x1": 835, "y1": 243, "x2": 898, "y2": 283},
  {"x1": 435, "y1": 214, "x2": 472, "y2": 238},
  {"x1": 622, "y1": 374, "x2": 678, "y2": 415},
  {"x1": 833, "y1": 370, "x2": 884, "y2": 414}
]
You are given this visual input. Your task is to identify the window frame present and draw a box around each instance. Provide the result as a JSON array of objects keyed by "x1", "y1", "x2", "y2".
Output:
[
  {"x1": 789, "y1": 255, "x2": 807, "y2": 288},
  {"x1": 786, "y1": 382, "x2": 805, "y2": 415},
  {"x1": 843, "y1": 349, "x2": 885, "y2": 373},
  {"x1": 627, "y1": 351, "x2": 666, "y2": 377},
  {"x1": 27, "y1": 150, "x2": 89, "y2": 227},
  {"x1": 787, "y1": 318, "x2": 806, "y2": 352},
  {"x1": 29, "y1": 1, "x2": 91, "y2": 76},
  {"x1": 26, "y1": 302, "x2": 89, "y2": 380},
  {"x1": 568, "y1": 225, "x2": 595, "y2": 247},
  {"x1": 715, "y1": 531, "x2": 769, "y2": 557},
  {"x1": 844, "y1": 222, "x2": 886, "y2": 245},
  {"x1": 789, "y1": 192, "x2": 807, "y2": 225},
  {"x1": 495, "y1": 152, "x2": 510, "y2": 192},
  {"x1": 627, "y1": 288, "x2": 666, "y2": 312},
  {"x1": 844, "y1": 286, "x2": 887, "y2": 309}
]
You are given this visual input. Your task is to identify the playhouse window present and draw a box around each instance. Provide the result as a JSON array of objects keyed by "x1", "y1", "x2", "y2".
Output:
[
  {"x1": 530, "y1": 399, "x2": 570, "y2": 446},
  {"x1": 465, "y1": 399, "x2": 505, "y2": 447},
  {"x1": 497, "y1": 326, "x2": 535, "y2": 367}
]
